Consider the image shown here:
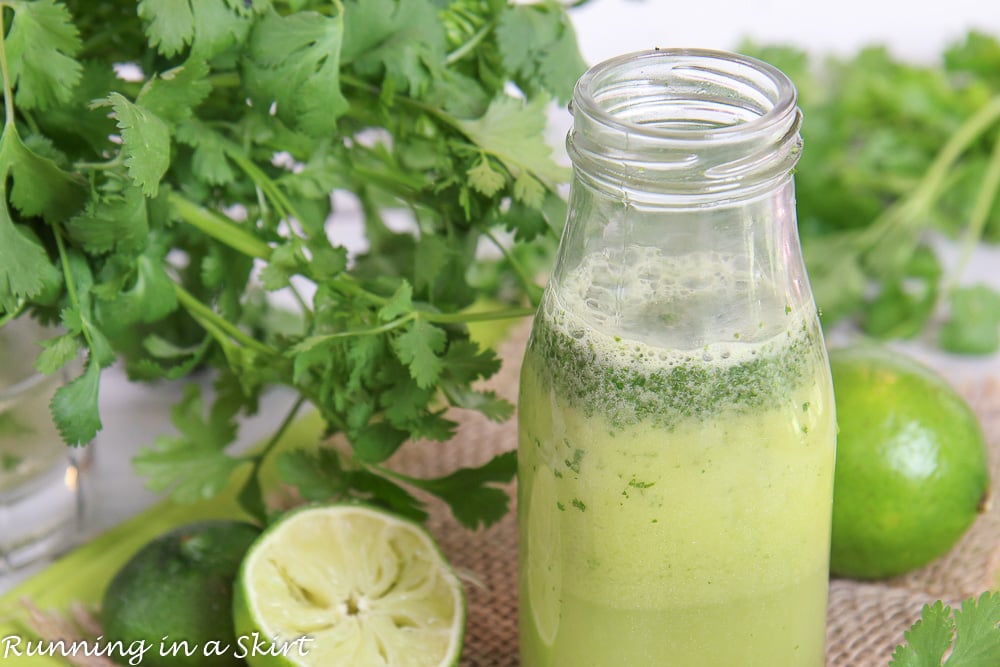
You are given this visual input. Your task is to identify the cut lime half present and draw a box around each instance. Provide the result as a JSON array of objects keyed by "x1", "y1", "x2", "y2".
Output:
[{"x1": 233, "y1": 504, "x2": 465, "y2": 667}]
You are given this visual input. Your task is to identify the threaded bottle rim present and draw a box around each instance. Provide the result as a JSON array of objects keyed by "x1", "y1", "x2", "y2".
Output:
[{"x1": 567, "y1": 48, "x2": 802, "y2": 204}]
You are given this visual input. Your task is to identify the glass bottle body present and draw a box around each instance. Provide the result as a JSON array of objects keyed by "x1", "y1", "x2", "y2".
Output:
[{"x1": 518, "y1": 49, "x2": 836, "y2": 666}]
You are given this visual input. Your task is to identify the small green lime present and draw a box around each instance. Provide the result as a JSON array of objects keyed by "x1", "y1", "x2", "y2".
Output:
[
  {"x1": 829, "y1": 344, "x2": 990, "y2": 580},
  {"x1": 233, "y1": 503, "x2": 465, "y2": 667},
  {"x1": 101, "y1": 520, "x2": 261, "y2": 667}
]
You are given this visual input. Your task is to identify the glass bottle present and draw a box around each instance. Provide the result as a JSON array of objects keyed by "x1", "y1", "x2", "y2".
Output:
[{"x1": 518, "y1": 49, "x2": 836, "y2": 666}]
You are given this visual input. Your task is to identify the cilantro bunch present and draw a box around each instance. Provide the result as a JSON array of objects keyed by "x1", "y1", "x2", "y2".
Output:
[
  {"x1": 745, "y1": 37, "x2": 1000, "y2": 353},
  {"x1": 0, "y1": 0, "x2": 586, "y2": 527}
]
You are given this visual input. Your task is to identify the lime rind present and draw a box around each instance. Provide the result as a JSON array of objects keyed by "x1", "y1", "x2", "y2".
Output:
[
  {"x1": 102, "y1": 521, "x2": 261, "y2": 667},
  {"x1": 235, "y1": 504, "x2": 465, "y2": 667},
  {"x1": 829, "y1": 345, "x2": 990, "y2": 579}
]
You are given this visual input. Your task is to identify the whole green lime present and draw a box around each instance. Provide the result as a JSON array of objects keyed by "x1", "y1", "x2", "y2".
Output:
[
  {"x1": 829, "y1": 344, "x2": 990, "y2": 580},
  {"x1": 102, "y1": 520, "x2": 261, "y2": 667}
]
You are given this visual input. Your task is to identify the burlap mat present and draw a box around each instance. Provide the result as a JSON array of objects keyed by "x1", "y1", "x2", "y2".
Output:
[{"x1": 388, "y1": 323, "x2": 1000, "y2": 667}]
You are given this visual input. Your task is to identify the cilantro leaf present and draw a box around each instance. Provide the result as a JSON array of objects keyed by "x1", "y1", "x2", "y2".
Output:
[
  {"x1": 457, "y1": 94, "x2": 570, "y2": 191},
  {"x1": 378, "y1": 280, "x2": 414, "y2": 322},
  {"x1": 4, "y1": 0, "x2": 82, "y2": 110},
  {"x1": 138, "y1": 0, "x2": 194, "y2": 57},
  {"x1": 34, "y1": 332, "x2": 82, "y2": 375},
  {"x1": 132, "y1": 337, "x2": 211, "y2": 382},
  {"x1": 411, "y1": 411, "x2": 458, "y2": 442},
  {"x1": 467, "y1": 157, "x2": 507, "y2": 197},
  {"x1": 380, "y1": 378, "x2": 434, "y2": 428},
  {"x1": 136, "y1": 59, "x2": 212, "y2": 125},
  {"x1": 0, "y1": 193, "x2": 60, "y2": 313},
  {"x1": 304, "y1": 243, "x2": 348, "y2": 281},
  {"x1": 860, "y1": 244, "x2": 942, "y2": 340},
  {"x1": 133, "y1": 384, "x2": 243, "y2": 502},
  {"x1": 441, "y1": 340, "x2": 502, "y2": 383},
  {"x1": 0, "y1": 0, "x2": 587, "y2": 535},
  {"x1": 348, "y1": 468, "x2": 429, "y2": 523},
  {"x1": 494, "y1": 192, "x2": 564, "y2": 244},
  {"x1": 802, "y1": 236, "x2": 869, "y2": 324},
  {"x1": 50, "y1": 358, "x2": 102, "y2": 446},
  {"x1": 341, "y1": 0, "x2": 446, "y2": 96},
  {"x1": 244, "y1": 8, "x2": 349, "y2": 136},
  {"x1": 105, "y1": 93, "x2": 171, "y2": 197},
  {"x1": 65, "y1": 185, "x2": 149, "y2": 255},
  {"x1": 188, "y1": 0, "x2": 259, "y2": 59},
  {"x1": 345, "y1": 334, "x2": 385, "y2": 393},
  {"x1": 1, "y1": 127, "x2": 87, "y2": 223},
  {"x1": 513, "y1": 172, "x2": 545, "y2": 209},
  {"x1": 890, "y1": 592, "x2": 1000, "y2": 667},
  {"x1": 60, "y1": 249, "x2": 117, "y2": 368},
  {"x1": 393, "y1": 318, "x2": 447, "y2": 388},
  {"x1": 258, "y1": 243, "x2": 304, "y2": 291},
  {"x1": 939, "y1": 286, "x2": 1000, "y2": 355},
  {"x1": 945, "y1": 32, "x2": 1000, "y2": 85},
  {"x1": 412, "y1": 234, "x2": 477, "y2": 308},
  {"x1": 351, "y1": 421, "x2": 410, "y2": 464},
  {"x1": 443, "y1": 385, "x2": 513, "y2": 422},
  {"x1": 97, "y1": 252, "x2": 179, "y2": 330},
  {"x1": 276, "y1": 448, "x2": 349, "y2": 502},
  {"x1": 949, "y1": 591, "x2": 1000, "y2": 665},
  {"x1": 891, "y1": 601, "x2": 955, "y2": 667},
  {"x1": 496, "y1": 2, "x2": 587, "y2": 104},
  {"x1": 406, "y1": 451, "x2": 517, "y2": 529},
  {"x1": 175, "y1": 121, "x2": 236, "y2": 185},
  {"x1": 437, "y1": 341, "x2": 512, "y2": 420},
  {"x1": 278, "y1": 448, "x2": 430, "y2": 523}
]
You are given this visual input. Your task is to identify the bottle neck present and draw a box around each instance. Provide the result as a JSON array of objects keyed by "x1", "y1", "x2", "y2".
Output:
[
  {"x1": 567, "y1": 49, "x2": 802, "y2": 207},
  {"x1": 549, "y1": 50, "x2": 813, "y2": 350}
]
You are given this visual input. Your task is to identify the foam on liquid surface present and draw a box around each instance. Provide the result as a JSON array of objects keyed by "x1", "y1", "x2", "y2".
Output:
[{"x1": 530, "y1": 246, "x2": 820, "y2": 428}]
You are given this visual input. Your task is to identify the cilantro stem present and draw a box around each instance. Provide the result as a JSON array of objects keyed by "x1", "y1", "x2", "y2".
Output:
[
  {"x1": 327, "y1": 270, "x2": 533, "y2": 324},
  {"x1": 862, "y1": 95, "x2": 1000, "y2": 248},
  {"x1": 944, "y1": 126, "x2": 1000, "y2": 294},
  {"x1": 228, "y1": 151, "x2": 306, "y2": 225},
  {"x1": 349, "y1": 163, "x2": 424, "y2": 199},
  {"x1": 294, "y1": 313, "x2": 416, "y2": 350},
  {"x1": 423, "y1": 306, "x2": 536, "y2": 324},
  {"x1": 0, "y1": 298, "x2": 24, "y2": 328},
  {"x1": 286, "y1": 280, "x2": 313, "y2": 319},
  {"x1": 333, "y1": 274, "x2": 390, "y2": 306},
  {"x1": 209, "y1": 72, "x2": 241, "y2": 88},
  {"x1": 340, "y1": 74, "x2": 459, "y2": 130},
  {"x1": 74, "y1": 155, "x2": 124, "y2": 171},
  {"x1": 254, "y1": 396, "x2": 306, "y2": 464},
  {"x1": 846, "y1": 94, "x2": 1000, "y2": 277},
  {"x1": 53, "y1": 231, "x2": 97, "y2": 354},
  {"x1": 293, "y1": 306, "x2": 533, "y2": 351},
  {"x1": 168, "y1": 192, "x2": 273, "y2": 260},
  {"x1": 367, "y1": 463, "x2": 437, "y2": 491},
  {"x1": 173, "y1": 283, "x2": 280, "y2": 359},
  {"x1": 340, "y1": 73, "x2": 562, "y2": 195},
  {"x1": 238, "y1": 395, "x2": 307, "y2": 522},
  {"x1": 0, "y1": 5, "x2": 16, "y2": 130},
  {"x1": 481, "y1": 227, "x2": 544, "y2": 306},
  {"x1": 445, "y1": 20, "x2": 496, "y2": 66}
]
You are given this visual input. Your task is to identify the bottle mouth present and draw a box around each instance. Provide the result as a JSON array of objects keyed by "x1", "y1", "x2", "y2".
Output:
[{"x1": 568, "y1": 48, "x2": 802, "y2": 202}]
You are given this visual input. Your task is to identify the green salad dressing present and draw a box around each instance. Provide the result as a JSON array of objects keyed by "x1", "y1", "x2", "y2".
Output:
[{"x1": 518, "y1": 252, "x2": 836, "y2": 666}]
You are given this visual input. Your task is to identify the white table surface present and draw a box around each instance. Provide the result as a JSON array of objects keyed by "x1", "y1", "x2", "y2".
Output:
[{"x1": 4, "y1": 0, "x2": 1000, "y2": 592}]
